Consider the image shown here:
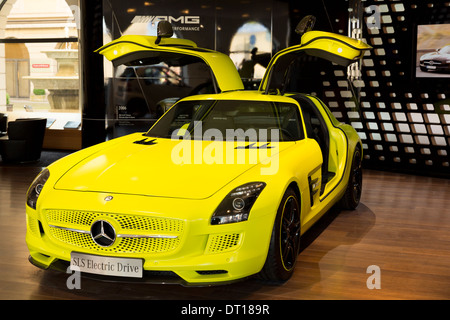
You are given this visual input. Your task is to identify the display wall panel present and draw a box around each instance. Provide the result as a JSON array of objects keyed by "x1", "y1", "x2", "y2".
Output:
[
  {"x1": 356, "y1": 0, "x2": 450, "y2": 176},
  {"x1": 313, "y1": 0, "x2": 450, "y2": 177}
]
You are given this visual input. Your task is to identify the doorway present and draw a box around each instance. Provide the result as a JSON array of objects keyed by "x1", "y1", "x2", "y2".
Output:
[
  {"x1": 5, "y1": 42, "x2": 30, "y2": 98},
  {"x1": 6, "y1": 59, "x2": 30, "y2": 98}
]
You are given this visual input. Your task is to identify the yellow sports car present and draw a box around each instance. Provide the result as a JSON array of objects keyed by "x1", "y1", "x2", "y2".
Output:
[{"x1": 26, "y1": 20, "x2": 371, "y2": 285}]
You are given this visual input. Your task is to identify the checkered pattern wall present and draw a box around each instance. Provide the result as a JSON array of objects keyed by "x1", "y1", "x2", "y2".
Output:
[{"x1": 320, "y1": 0, "x2": 450, "y2": 177}]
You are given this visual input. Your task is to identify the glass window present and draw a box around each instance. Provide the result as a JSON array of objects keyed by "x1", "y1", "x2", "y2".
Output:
[
  {"x1": 146, "y1": 99, "x2": 304, "y2": 142},
  {"x1": 0, "y1": 0, "x2": 81, "y2": 150},
  {"x1": 266, "y1": 51, "x2": 332, "y2": 101},
  {"x1": 111, "y1": 52, "x2": 216, "y2": 125},
  {"x1": 229, "y1": 22, "x2": 272, "y2": 81}
]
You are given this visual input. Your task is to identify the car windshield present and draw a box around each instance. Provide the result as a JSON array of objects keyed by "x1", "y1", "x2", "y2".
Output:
[{"x1": 145, "y1": 99, "x2": 304, "y2": 142}]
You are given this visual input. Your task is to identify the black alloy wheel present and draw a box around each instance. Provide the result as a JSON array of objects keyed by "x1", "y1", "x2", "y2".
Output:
[
  {"x1": 259, "y1": 188, "x2": 301, "y2": 282},
  {"x1": 280, "y1": 195, "x2": 301, "y2": 272}
]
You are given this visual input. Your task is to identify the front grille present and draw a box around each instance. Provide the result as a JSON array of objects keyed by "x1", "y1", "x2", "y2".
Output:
[
  {"x1": 45, "y1": 209, "x2": 184, "y2": 254},
  {"x1": 423, "y1": 60, "x2": 443, "y2": 65},
  {"x1": 46, "y1": 210, "x2": 184, "y2": 233},
  {"x1": 48, "y1": 227, "x2": 180, "y2": 253}
]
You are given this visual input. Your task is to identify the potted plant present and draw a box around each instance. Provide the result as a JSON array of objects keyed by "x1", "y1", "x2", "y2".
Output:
[{"x1": 6, "y1": 92, "x2": 13, "y2": 111}]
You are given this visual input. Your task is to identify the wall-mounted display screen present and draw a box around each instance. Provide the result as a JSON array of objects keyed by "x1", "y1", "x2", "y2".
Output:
[{"x1": 416, "y1": 24, "x2": 450, "y2": 78}]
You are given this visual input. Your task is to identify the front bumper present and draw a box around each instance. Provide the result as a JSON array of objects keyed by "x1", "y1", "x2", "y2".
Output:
[{"x1": 25, "y1": 189, "x2": 275, "y2": 285}]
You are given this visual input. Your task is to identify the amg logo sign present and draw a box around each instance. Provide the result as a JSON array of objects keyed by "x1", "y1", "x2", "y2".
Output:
[{"x1": 131, "y1": 15, "x2": 200, "y2": 25}]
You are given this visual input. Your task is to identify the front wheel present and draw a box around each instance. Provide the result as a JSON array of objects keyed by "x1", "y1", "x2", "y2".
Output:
[{"x1": 259, "y1": 188, "x2": 301, "y2": 282}]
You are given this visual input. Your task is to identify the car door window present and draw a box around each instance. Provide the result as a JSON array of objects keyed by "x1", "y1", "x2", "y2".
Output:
[
  {"x1": 113, "y1": 53, "x2": 216, "y2": 122},
  {"x1": 294, "y1": 94, "x2": 330, "y2": 189}
]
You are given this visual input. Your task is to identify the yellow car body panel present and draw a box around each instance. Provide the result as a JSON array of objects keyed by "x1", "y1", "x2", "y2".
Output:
[
  {"x1": 96, "y1": 35, "x2": 199, "y2": 60},
  {"x1": 260, "y1": 30, "x2": 372, "y2": 92},
  {"x1": 96, "y1": 35, "x2": 244, "y2": 93},
  {"x1": 300, "y1": 30, "x2": 372, "y2": 61},
  {"x1": 26, "y1": 29, "x2": 366, "y2": 285}
]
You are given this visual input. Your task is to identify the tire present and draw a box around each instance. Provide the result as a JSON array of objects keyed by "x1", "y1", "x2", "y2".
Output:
[
  {"x1": 259, "y1": 188, "x2": 301, "y2": 282},
  {"x1": 339, "y1": 146, "x2": 363, "y2": 210}
]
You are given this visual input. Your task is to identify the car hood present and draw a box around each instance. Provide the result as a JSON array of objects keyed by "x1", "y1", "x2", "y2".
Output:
[
  {"x1": 54, "y1": 135, "x2": 293, "y2": 199},
  {"x1": 420, "y1": 52, "x2": 450, "y2": 61}
]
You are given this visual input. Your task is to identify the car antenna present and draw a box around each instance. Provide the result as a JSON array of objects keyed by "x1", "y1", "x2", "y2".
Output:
[{"x1": 155, "y1": 21, "x2": 174, "y2": 45}]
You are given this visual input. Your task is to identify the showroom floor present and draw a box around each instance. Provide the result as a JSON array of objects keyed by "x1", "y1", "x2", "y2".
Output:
[{"x1": 0, "y1": 165, "x2": 449, "y2": 300}]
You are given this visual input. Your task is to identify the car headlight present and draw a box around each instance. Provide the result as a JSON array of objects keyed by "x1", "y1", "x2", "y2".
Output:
[
  {"x1": 26, "y1": 168, "x2": 50, "y2": 210},
  {"x1": 211, "y1": 182, "x2": 266, "y2": 225}
]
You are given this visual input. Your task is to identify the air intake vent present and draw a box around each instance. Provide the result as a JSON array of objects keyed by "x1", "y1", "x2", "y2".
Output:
[
  {"x1": 205, "y1": 233, "x2": 242, "y2": 254},
  {"x1": 196, "y1": 270, "x2": 228, "y2": 275}
]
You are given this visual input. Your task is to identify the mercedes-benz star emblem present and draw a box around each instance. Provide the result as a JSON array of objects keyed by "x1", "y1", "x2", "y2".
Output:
[{"x1": 90, "y1": 220, "x2": 116, "y2": 247}]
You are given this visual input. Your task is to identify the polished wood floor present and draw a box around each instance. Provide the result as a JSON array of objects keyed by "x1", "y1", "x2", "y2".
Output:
[{"x1": 0, "y1": 165, "x2": 449, "y2": 300}]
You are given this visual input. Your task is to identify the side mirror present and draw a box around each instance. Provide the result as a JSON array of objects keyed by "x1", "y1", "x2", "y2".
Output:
[
  {"x1": 155, "y1": 21, "x2": 174, "y2": 44},
  {"x1": 295, "y1": 15, "x2": 316, "y2": 36}
]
